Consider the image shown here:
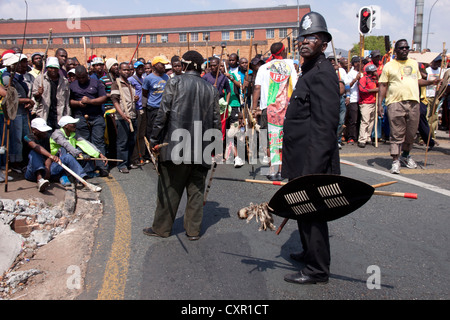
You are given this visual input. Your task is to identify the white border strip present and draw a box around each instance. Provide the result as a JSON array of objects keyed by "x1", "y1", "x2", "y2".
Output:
[{"x1": 341, "y1": 160, "x2": 450, "y2": 197}]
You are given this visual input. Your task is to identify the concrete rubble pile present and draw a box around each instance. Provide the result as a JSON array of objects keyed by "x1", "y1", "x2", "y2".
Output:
[{"x1": 0, "y1": 197, "x2": 75, "y2": 297}]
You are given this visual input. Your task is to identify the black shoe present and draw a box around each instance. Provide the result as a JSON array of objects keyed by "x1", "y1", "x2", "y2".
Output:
[
  {"x1": 290, "y1": 252, "x2": 306, "y2": 263},
  {"x1": 119, "y1": 167, "x2": 129, "y2": 173},
  {"x1": 143, "y1": 227, "x2": 162, "y2": 237},
  {"x1": 284, "y1": 270, "x2": 328, "y2": 285},
  {"x1": 99, "y1": 169, "x2": 109, "y2": 177},
  {"x1": 357, "y1": 142, "x2": 366, "y2": 148},
  {"x1": 185, "y1": 233, "x2": 200, "y2": 241}
]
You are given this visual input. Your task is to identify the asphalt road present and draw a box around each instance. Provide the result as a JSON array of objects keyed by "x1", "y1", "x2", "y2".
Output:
[{"x1": 78, "y1": 132, "x2": 450, "y2": 306}]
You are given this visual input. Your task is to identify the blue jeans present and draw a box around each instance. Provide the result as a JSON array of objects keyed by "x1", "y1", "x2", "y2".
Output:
[
  {"x1": 74, "y1": 114, "x2": 107, "y2": 170},
  {"x1": 9, "y1": 113, "x2": 30, "y2": 163},
  {"x1": 116, "y1": 118, "x2": 137, "y2": 169},
  {"x1": 337, "y1": 95, "x2": 346, "y2": 142},
  {"x1": 25, "y1": 148, "x2": 87, "y2": 182}
]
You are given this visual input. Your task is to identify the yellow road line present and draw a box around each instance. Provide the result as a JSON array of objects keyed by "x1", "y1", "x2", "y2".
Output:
[
  {"x1": 97, "y1": 176, "x2": 131, "y2": 300},
  {"x1": 401, "y1": 169, "x2": 450, "y2": 175}
]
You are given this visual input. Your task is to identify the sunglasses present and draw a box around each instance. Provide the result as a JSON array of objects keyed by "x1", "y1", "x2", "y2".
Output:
[
  {"x1": 298, "y1": 35, "x2": 320, "y2": 43},
  {"x1": 397, "y1": 46, "x2": 410, "y2": 50}
]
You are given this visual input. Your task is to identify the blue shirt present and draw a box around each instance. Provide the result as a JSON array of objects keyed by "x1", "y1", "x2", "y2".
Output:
[
  {"x1": 142, "y1": 73, "x2": 169, "y2": 108},
  {"x1": 128, "y1": 74, "x2": 144, "y2": 110}
]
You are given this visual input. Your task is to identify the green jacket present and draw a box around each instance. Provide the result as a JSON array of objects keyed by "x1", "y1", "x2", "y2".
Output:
[{"x1": 50, "y1": 128, "x2": 101, "y2": 157}]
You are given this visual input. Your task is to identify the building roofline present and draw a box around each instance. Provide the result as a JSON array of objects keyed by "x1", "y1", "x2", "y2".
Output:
[{"x1": 0, "y1": 5, "x2": 309, "y2": 24}]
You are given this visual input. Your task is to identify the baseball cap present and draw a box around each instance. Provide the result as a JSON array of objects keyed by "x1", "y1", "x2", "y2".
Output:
[
  {"x1": 151, "y1": 55, "x2": 170, "y2": 65},
  {"x1": 58, "y1": 115, "x2": 79, "y2": 128},
  {"x1": 370, "y1": 50, "x2": 381, "y2": 58},
  {"x1": 91, "y1": 57, "x2": 104, "y2": 65},
  {"x1": 46, "y1": 57, "x2": 60, "y2": 69},
  {"x1": 134, "y1": 61, "x2": 144, "y2": 68},
  {"x1": 31, "y1": 118, "x2": 52, "y2": 132},
  {"x1": 365, "y1": 64, "x2": 377, "y2": 73},
  {"x1": 68, "y1": 68, "x2": 76, "y2": 75}
]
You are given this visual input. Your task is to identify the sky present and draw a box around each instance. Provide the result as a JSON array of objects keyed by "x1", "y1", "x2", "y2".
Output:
[{"x1": 1, "y1": 0, "x2": 448, "y2": 53}]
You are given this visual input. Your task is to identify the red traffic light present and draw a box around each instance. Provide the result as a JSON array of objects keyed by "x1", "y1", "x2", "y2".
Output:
[{"x1": 362, "y1": 10, "x2": 370, "y2": 17}]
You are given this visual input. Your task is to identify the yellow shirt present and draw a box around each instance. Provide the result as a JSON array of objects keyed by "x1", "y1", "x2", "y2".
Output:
[{"x1": 379, "y1": 58, "x2": 421, "y2": 105}]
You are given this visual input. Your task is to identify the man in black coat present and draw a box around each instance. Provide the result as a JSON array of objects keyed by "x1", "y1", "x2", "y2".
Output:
[
  {"x1": 143, "y1": 51, "x2": 221, "y2": 241},
  {"x1": 281, "y1": 12, "x2": 341, "y2": 284}
]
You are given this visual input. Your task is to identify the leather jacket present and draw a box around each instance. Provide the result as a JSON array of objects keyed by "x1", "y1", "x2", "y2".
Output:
[{"x1": 150, "y1": 70, "x2": 221, "y2": 168}]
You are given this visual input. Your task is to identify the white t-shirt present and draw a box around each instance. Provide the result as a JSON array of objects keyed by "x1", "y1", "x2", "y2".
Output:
[
  {"x1": 254, "y1": 59, "x2": 297, "y2": 110},
  {"x1": 346, "y1": 67, "x2": 360, "y2": 103},
  {"x1": 425, "y1": 66, "x2": 440, "y2": 97}
]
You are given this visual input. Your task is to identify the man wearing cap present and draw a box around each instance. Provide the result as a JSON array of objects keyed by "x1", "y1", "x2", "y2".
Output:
[
  {"x1": 29, "y1": 52, "x2": 44, "y2": 79},
  {"x1": 142, "y1": 56, "x2": 170, "y2": 140},
  {"x1": 2, "y1": 53, "x2": 35, "y2": 173},
  {"x1": 32, "y1": 57, "x2": 70, "y2": 130},
  {"x1": 128, "y1": 60, "x2": 147, "y2": 166},
  {"x1": 50, "y1": 115, "x2": 107, "y2": 177},
  {"x1": 357, "y1": 63, "x2": 379, "y2": 148},
  {"x1": 282, "y1": 12, "x2": 340, "y2": 284},
  {"x1": 90, "y1": 57, "x2": 106, "y2": 80},
  {"x1": 69, "y1": 65, "x2": 108, "y2": 176},
  {"x1": 24, "y1": 117, "x2": 88, "y2": 191}
]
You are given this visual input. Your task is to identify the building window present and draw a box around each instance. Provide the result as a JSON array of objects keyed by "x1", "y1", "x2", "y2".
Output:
[
  {"x1": 140, "y1": 35, "x2": 146, "y2": 44},
  {"x1": 161, "y1": 34, "x2": 168, "y2": 43},
  {"x1": 11, "y1": 39, "x2": 17, "y2": 44},
  {"x1": 27, "y1": 39, "x2": 33, "y2": 45},
  {"x1": 85, "y1": 37, "x2": 90, "y2": 44},
  {"x1": 190, "y1": 32, "x2": 198, "y2": 42},
  {"x1": 1, "y1": 40, "x2": 7, "y2": 45},
  {"x1": 150, "y1": 34, "x2": 157, "y2": 43},
  {"x1": 279, "y1": 28, "x2": 287, "y2": 38},
  {"x1": 63, "y1": 37, "x2": 70, "y2": 44},
  {"x1": 292, "y1": 28, "x2": 298, "y2": 38},
  {"x1": 234, "y1": 31, "x2": 242, "y2": 40},
  {"x1": 179, "y1": 33, "x2": 187, "y2": 42},
  {"x1": 73, "y1": 38, "x2": 80, "y2": 44},
  {"x1": 36, "y1": 39, "x2": 43, "y2": 44},
  {"x1": 266, "y1": 29, "x2": 274, "y2": 39},
  {"x1": 222, "y1": 31, "x2": 230, "y2": 41},
  {"x1": 203, "y1": 32, "x2": 210, "y2": 41},
  {"x1": 107, "y1": 36, "x2": 122, "y2": 44},
  {"x1": 246, "y1": 30, "x2": 254, "y2": 40}
]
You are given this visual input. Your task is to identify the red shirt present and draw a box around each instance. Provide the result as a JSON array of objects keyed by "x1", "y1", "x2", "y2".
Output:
[{"x1": 358, "y1": 75, "x2": 378, "y2": 104}]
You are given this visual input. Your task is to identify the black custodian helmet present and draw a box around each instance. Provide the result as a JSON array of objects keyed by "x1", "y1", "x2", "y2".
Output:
[{"x1": 298, "y1": 12, "x2": 332, "y2": 42}]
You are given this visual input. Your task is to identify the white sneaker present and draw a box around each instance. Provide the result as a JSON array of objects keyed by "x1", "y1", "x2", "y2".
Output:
[
  {"x1": 37, "y1": 178, "x2": 50, "y2": 192},
  {"x1": 0, "y1": 171, "x2": 13, "y2": 183},
  {"x1": 400, "y1": 155, "x2": 417, "y2": 169},
  {"x1": 234, "y1": 156, "x2": 244, "y2": 168},
  {"x1": 390, "y1": 160, "x2": 401, "y2": 174},
  {"x1": 262, "y1": 155, "x2": 270, "y2": 164}
]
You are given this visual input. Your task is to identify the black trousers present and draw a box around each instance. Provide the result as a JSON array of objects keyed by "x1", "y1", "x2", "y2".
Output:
[
  {"x1": 418, "y1": 102, "x2": 435, "y2": 148},
  {"x1": 296, "y1": 219, "x2": 331, "y2": 280}
]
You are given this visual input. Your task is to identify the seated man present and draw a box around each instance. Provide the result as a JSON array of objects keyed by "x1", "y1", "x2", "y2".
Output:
[
  {"x1": 50, "y1": 115, "x2": 108, "y2": 177},
  {"x1": 24, "y1": 118, "x2": 87, "y2": 192}
]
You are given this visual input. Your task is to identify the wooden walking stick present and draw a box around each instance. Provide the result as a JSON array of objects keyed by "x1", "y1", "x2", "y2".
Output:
[
  {"x1": 214, "y1": 42, "x2": 226, "y2": 87},
  {"x1": 57, "y1": 160, "x2": 102, "y2": 192},
  {"x1": 425, "y1": 43, "x2": 447, "y2": 167},
  {"x1": 203, "y1": 161, "x2": 217, "y2": 206},
  {"x1": 374, "y1": 93, "x2": 378, "y2": 148}
]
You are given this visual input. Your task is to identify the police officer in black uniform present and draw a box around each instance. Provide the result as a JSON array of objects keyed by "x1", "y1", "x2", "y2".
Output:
[{"x1": 282, "y1": 12, "x2": 341, "y2": 284}]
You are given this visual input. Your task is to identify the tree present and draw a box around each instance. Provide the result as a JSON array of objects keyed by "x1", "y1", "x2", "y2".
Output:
[{"x1": 350, "y1": 36, "x2": 390, "y2": 57}]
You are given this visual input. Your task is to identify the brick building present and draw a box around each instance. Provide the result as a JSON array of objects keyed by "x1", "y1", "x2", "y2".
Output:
[{"x1": 0, "y1": 5, "x2": 309, "y2": 64}]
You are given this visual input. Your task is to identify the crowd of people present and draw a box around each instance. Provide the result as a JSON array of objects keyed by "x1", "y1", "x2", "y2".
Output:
[
  {"x1": 1, "y1": 10, "x2": 449, "y2": 285},
  {"x1": 0, "y1": 36, "x2": 449, "y2": 187}
]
